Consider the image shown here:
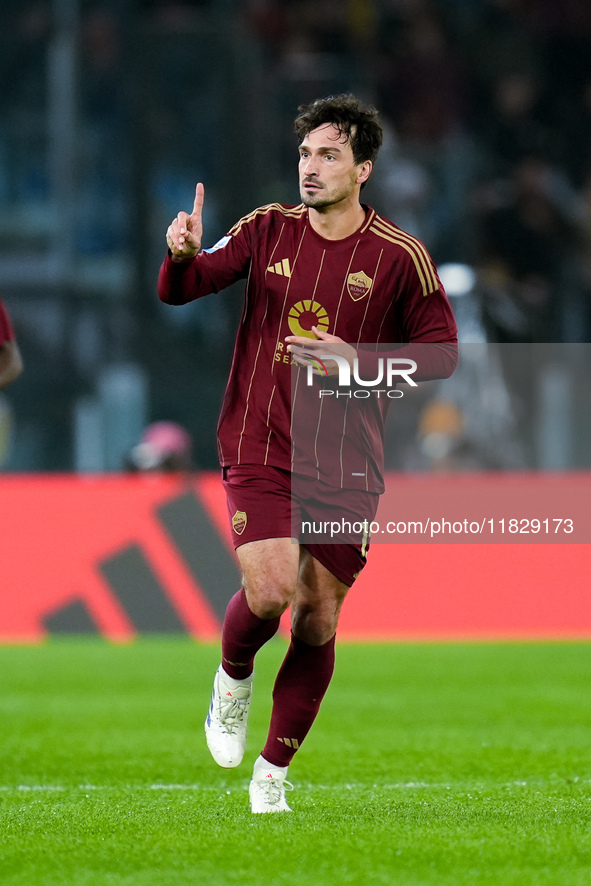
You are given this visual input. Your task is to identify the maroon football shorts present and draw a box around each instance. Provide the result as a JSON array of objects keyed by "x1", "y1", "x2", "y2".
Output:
[{"x1": 222, "y1": 464, "x2": 379, "y2": 587}]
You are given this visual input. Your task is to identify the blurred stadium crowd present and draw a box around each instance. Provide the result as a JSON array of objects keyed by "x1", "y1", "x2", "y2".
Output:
[{"x1": 0, "y1": 0, "x2": 590, "y2": 470}]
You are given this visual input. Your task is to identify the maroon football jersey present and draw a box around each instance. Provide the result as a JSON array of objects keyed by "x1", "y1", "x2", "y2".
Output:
[
  {"x1": 158, "y1": 203, "x2": 458, "y2": 491},
  {"x1": 0, "y1": 299, "x2": 15, "y2": 347}
]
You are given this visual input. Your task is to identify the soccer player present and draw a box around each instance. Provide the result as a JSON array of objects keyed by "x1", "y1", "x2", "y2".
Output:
[
  {"x1": 158, "y1": 94, "x2": 457, "y2": 813},
  {"x1": 0, "y1": 298, "x2": 23, "y2": 390}
]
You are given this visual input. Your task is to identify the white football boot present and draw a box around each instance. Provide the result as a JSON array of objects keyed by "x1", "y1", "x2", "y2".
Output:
[
  {"x1": 249, "y1": 756, "x2": 294, "y2": 813},
  {"x1": 204, "y1": 665, "x2": 252, "y2": 768}
]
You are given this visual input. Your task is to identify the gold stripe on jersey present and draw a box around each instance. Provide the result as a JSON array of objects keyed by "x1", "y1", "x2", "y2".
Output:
[
  {"x1": 355, "y1": 248, "x2": 384, "y2": 345},
  {"x1": 264, "y1": 427, "x2": 272, "y2": 465},
  {"x1": 229, "y1": 203, "x2": 306, "y2": 238},
  {"x1": 372, "y1": 216, "x2": 437, "y2": 291},
  {"x1": 264, "y1": 387, "x2": 276, "y2": 465},
  {"x1": 332, "y1": 240, "x2": 361, "y2": 331},
  {"x1": 236, "y1": 225, "x2": 292, "y2": 462},
  {"x1": 360, "y1": 207, "x2": 375, "y2": 233},
  {"x1": 374, "y1": 296, "x2": 389, "y2": 345},
  {"x1": 312, "y1": 390, "x2": 325, "y2": 476},
  {"x1": 290, "y1": 363, "x2": 302, "y2": 472},
  {"x1": 231, "y1": 202, "x2": 306, "y2": 231},
  {"x1": 371, "y1": 217, "x2": 438, "y2": 294},
  {"x1": 296, "y1": 248, "x2": 328, "y2": 476},
  {"x1": 370, "y1": 219, "x2": 438, "y2": 296},
  {"x1": 339, "y1": 398, "x2": 351, "y2": 488},
  {"x1": 371, "y1": 223, "x2": 431, "y2": 296},
  {"x1": 236, "y1": 327, "x2": 266, "y2": 465},
  {"x1": 222, "y1": 257, "x2": 254, "y2": 465},
  {"x1": 289, "y1": 239, "x2": 324, "y2": 470},
  {"x1": 265, "y1": 223, "x2": 286, "y2": 276},
  {"x1": 271, "y1": 226, "x2": 308, "y2": 376},
  {"x1": 371, "y1": 219, "x2": 435, "y2": 294}
]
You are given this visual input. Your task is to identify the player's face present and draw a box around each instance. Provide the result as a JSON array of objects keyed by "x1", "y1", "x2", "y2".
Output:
[{"x1": 298, "y1": 124, "x2": 369, "y2": 209}]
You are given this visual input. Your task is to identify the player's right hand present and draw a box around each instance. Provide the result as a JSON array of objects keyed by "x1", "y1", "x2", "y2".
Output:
[{"x1": 166, "y1": 183, "x2": 204, "y2": 261}]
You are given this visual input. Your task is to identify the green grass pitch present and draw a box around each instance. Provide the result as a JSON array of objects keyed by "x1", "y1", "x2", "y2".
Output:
[{"x1": 1, "y1": 638, "x2": 591, "y2": 885}]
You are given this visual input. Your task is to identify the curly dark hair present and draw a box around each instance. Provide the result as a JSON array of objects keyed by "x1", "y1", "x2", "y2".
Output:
[{"x1": 293, "y1": 93, "x2": 383, "y2": 166}]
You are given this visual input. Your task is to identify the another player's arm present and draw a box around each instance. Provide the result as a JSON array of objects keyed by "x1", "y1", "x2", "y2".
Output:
[{"x1": 0, "y1": 339, "x2": 23, "y2": 390}]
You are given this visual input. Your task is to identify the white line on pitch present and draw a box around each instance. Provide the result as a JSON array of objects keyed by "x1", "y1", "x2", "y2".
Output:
[{"x1": 0, "y1": 778, "x2": 588, "y2": 794}]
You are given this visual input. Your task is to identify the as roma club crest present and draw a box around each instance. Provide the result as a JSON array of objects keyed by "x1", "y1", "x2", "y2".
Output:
[
  {"x1": 347, "y1": 271, "x2": 373, "y2": 301},
  {"x1": 232, "y1": 510, "x2": 248, "y2": 535}
]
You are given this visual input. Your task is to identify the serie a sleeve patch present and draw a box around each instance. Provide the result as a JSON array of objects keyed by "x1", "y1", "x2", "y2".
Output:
[{"x1": 203, "y1": 235, "x2": 232, "y2": 254}]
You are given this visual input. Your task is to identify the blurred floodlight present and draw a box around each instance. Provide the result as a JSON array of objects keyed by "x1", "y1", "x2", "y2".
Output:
[{"x1": 439, "y1": 263, "x2": 476, "y2": 297}]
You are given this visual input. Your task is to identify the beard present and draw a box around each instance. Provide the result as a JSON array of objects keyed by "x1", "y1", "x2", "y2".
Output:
[
  {"x1": 300, "y1": 174, "x2": 358, "y2": 208},
  {"x1": 301, "y1": 190, "x2": 333, "y2": 208}
]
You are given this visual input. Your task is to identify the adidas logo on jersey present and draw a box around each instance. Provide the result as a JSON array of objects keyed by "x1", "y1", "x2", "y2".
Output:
[{"x1": 267, "y1": 258, "x2": 291, "y2": 278}]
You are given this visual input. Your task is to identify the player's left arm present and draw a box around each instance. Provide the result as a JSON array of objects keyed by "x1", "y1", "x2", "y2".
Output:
[
  {"x1": 287, "y1": 326, "x2": 457, "y2": 382},
  {"x1": 355, "y1": 259, "x2": 459, "y2": 382},
  {"x1": 286, "y1": 327, "x2": 356, "y2": 376},
  {"x1": 286, "y1": 255, "x2": 458, "y2": 381}
]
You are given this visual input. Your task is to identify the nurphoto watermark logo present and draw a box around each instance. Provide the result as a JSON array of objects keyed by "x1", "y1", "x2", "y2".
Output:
[{"x1": 304, "y1": 355, "x2": 418, "y2": 399}]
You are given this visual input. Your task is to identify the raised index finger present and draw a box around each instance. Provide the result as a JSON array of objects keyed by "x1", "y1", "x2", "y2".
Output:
[{"x1": 192, "y1": 182, "x2": 204, "y2": 219}]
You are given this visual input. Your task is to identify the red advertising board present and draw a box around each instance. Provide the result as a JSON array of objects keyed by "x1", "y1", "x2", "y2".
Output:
[{"x1": 0, "y1": 472, "x2": 589, "y2": 642}]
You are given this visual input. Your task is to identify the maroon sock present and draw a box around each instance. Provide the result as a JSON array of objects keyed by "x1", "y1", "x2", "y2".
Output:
[
  {"x1": 262, "y1": 632, "x2": 336, "y2": 767},
  {"x1": 221, "y1": 589, "x2": 280, "y2": 680}
]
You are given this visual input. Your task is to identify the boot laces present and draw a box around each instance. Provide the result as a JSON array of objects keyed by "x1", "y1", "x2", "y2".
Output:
[
  {"x1": 258, "y1": 777, "x2": 294, "y2": 805},
  {"x1": 217, "y1": 693, "x2": 248, "y2": 734}
]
